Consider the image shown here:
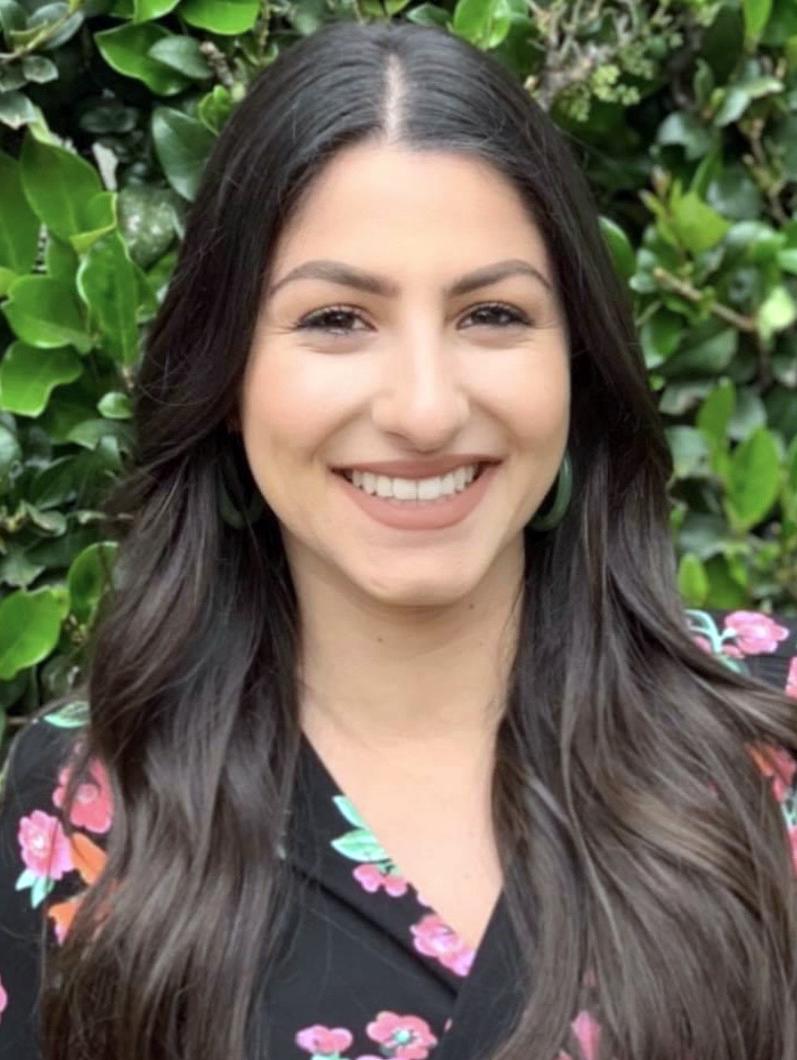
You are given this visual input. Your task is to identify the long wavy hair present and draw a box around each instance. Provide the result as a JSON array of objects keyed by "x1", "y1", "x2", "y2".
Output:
[{"x1": 40, "y1": 19, "x2": 797, "y2": 1060}]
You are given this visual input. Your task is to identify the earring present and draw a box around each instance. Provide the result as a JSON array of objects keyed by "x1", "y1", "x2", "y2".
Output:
[
  {"x1": 529, "y1": 449, "x2": 572, "y2": 531},
  {"x1": 217, "y1": 444, "x2": 266, "y2": 529}
]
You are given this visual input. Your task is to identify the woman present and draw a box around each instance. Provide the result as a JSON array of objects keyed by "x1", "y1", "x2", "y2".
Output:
[{"x1": 0, "y1": 18, "x2": 795, "y2": 1060}]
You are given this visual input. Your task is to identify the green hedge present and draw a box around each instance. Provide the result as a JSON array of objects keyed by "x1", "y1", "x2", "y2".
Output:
[{"x1": 1, "y1": 0, "x2": 796, "y2": 751}]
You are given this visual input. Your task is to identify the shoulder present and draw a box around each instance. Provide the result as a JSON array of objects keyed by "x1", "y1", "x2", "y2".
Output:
[
  {"x1": 683, "y1": 607, "x2": 797, "y2": 696},
  {"x1": 0, "y1": 700, "x2": 89, "y2": 804},
  {"x1": 0, "y1": 698, "x2": 111, "y2": 1046},
  {"x1": 684, "y1": 607, "x2": 797, "y2": 835},
  {"x1": 0, "y1": 698, "x2": 112, "y2": 939}
]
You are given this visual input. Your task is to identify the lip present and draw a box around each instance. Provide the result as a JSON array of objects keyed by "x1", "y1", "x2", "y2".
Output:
[
  {"x1": 331, "y1": 460, "x2": 500, "y2": 531},
  {"x1": 331, "y1": 455, "x2": 501, "y2": 478}
]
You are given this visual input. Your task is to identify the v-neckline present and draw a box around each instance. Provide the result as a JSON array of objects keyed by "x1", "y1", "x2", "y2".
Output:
[
  {"x1": 297, "y1": 728, "x2": 497, "y2": 948},
  {"x1": 292, "y1": 729, "x2": 527, "y2": 1057}
]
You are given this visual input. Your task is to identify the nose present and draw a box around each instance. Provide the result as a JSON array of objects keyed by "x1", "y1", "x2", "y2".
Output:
[{"x1": 370, "y1": 331, "x2": 470, "y2": 451}]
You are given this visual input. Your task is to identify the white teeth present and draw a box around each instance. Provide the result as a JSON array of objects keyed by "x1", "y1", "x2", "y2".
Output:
[{"x1": 347, "y1": 464, "x2": 480, "y2": 501}]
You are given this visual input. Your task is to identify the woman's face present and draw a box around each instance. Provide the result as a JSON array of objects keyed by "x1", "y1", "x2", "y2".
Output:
[{"x1": 238, "y1": 143, "x2": 571, "y2": 608}]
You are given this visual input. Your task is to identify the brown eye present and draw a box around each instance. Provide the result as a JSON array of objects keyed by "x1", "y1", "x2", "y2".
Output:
[
  {"x1": 293, "y1": 301, "x2": 530, "y2": 337},
  {"x1": 295, "y1": 306, "x2": 366, "y2": 336},
  {"x1": 462, "y1": 302, "x2": 529, "y2": 328}
]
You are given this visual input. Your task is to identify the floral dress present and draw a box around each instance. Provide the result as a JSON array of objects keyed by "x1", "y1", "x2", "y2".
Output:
[{"x1": 0, "y1": 607, "x2": 795, "y2": 1060}]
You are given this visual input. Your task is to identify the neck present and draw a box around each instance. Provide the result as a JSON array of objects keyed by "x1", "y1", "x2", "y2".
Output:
[{"x1": 292, "y1": 536, "x2": 525, "y2": 757}]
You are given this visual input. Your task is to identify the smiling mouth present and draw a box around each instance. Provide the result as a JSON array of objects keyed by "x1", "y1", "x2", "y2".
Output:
[{"x1": 334, "y1": 462, "x2": 490, "y2": 484}]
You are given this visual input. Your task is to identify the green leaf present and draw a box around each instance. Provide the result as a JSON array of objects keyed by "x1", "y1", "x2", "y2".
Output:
[
  {"x1": 0, "y1": 0, "x2": 26, "y2": 35},
  {"x1": 0, "y1": 585, "x2": 69, "y2": 681},
  {"x1": 666, "y1": 426, "x2": 711, "y2": 479},
  {"x1": 727, "y1": 386, "x2": 766, "y2": 441},
  {"x1": 0, "y1": 151, "x2": 39, "y2": 273},
  {"x1": 0, "y1": 266, "x2": 17, "y2": 295},
  {"x1": 22, "y1": 501, "x2": 66, "y2": 534},
  {"x1": 147, "y1": 35, "x2": 212, "y2": 78},
  {"x1": 65, "y1": 417, "x2": 132, "y2": 450},
  {"x1": 0, "y1": 341, "x2": 82, "y2": 416},
  {"x1": 67, "y1": 541, "x2": 117, "y2": 624},
  {"x1": 677, "y1": 512, "x2": 728, "y2": 560},
  {"x1": 43, "y1": 699, "x2": 89, "y2": 727},
  {"x1": 95, "y1": 23, "x2": 192, "y2": 95},
  {"x1": 76, "y1": 231, "x2": 140, "y2": 364},
  {"x1": 706, "y1": 163, "x2": 762, "y2": 220},
  {"x1": 45, "y1": 234, "x2": 78, "y2": 286},
  {"x1": 640, "y1": 308, "x2": 684, "y2": 369},
  {"x1": 778, "y1": 248, "x2": 797, "y2": 274},
  {"x1": 598, "y1": 216, "x2": 634, "y2": 281},
  {"x1": 22, "y1": 3, "x2": 82, "y2": 48},
  {"x1": 678, "y1": 552, "x2": 709, "y2": 607},
  {"x1": 197, "y1": 84, "x2": 233, "y2": 134},
  {"x1": 97, "y1": 390, "x2": 132, "y2": 418},
  {"x1": 0, "y1": 422, "x2": 22, "y2": 487},
  {"x1": 451, "y1": 0, "x2": 511, "y2": 47},
  {"x1": 133, "y1": 0, "x2": 180, "y2": 19},
  {"x1": 2, "y1": 275, "x2": 91, "y2": 352},
  {"x1": 29, "y1": 873, "x2": 55, "y2": 908},
  {"x1": 20, "y1": 130, "x2": 103, "y2": 241},
  {"x1": 743, "y1": 0, "x2": 772, "y2": 39},
  {"x1": 329, "y1": 828, "x2": 389, "y2": 863},
  {"x1": 660, "y1": 327, "x2": 737, "y2": 377},
  {"x1": 758, "y1": 284, "x2": 797, "y2": 342},
  {"x1": 21, "y1": 55, "x2": 57, "y2": 83},
  {"x1": 656, "y1": 112, "x2": 714, "y2": 160},
  {"x1": 117, "y1": 184, "x2": 179, "y2": 268},
  {"x1": 697, "y1": 378, "x2": 735, "y2": 450},
  {"x1": 726, "y1": 427, "x2": 781, "y2": 530},
  {"x1": 332, "y1": 794, "x2": 367, "y2": 829},
  {"x1": 692, "y1": 58, "x2": 715, "y2": 108},
  {"x1": 68, "y1": 192, "x2": 116, "y2": 254},
  {"x1": 0, "y1": 90, "x2": 40, "y2": 129},
  {"x1": 669, "y1": 189, "x2": 731, "y2": 255},
  {"x1": 151, "y1": 106, "x2": 215, "y2": 201},
  {"x1": 0, "y1": 65, "x2": 26, "y2": 91},
  {"x1": 178, "y1": 0, "x2": 259, "y2": 34}
]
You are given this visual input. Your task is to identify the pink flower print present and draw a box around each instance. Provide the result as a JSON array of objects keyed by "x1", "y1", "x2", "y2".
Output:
[
  {"x1": 18, "y1": 810, "x2": 73, "y2": 879},
  {"x1": 0, "y1": 974, "x2": 6, "y2": 1024},
  {"x1": 749, "y1": 744, "x2": 797, "y2": 802},
  {"x1": 410, "y1": 912, "x2": 475, "y2": 977},
  {"x1": 366, "y1": 1011, "x2": 438, "y2": 1059},
  {"x1": 353, "y1": 863, "x2": 409, "y2": 897},
  {"x1": 295, "y1": 1023, "x2": 353, "y2": 1055},
  {"x1": 570, "y1": 1009, "x2": 602, "y2": 1060},
  {"x1": 788, "y1": 826, "x2": 797, "y2": 876},
  {"x1": 768, "y1": 748, "x2": 797, "y2": 802},
  {"x1": 724, "y1": 612, "x2": 791, "y2": 656},
  {"x1": 53, "y1": 758, "x2": 113, "y2": 834},
  {"x1": 787, "y1": 657, "x2": 797, "y2": 700},
  {"x1": 692, "y1": 632, "x2": 742, "y2": 659}
]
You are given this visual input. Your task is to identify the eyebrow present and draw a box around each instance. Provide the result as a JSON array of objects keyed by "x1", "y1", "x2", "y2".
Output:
[{"x1": 266, "y1": 258, "x2": 552, "y2": 300}]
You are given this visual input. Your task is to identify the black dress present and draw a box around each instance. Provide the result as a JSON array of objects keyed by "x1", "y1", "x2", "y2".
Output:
[{"x1": 0, "y1": 607, "x2": 795, "y2": 1060}]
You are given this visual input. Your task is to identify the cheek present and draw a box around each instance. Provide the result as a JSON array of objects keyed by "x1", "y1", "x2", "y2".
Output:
[
  {"x1": 240, "y1": 352, "x2": 346, "y2": 456},
  {"x1": 482, "y1": 350, "x2": 570, "y2": 447}
]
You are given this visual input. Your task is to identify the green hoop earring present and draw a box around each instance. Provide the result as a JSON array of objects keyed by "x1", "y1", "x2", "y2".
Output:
[{"x1": 529, "y1": 449, "x2": 572, "y2": 531}]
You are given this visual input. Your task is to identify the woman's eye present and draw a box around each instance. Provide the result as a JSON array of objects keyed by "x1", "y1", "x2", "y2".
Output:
[
  {"x1": 295, "y1": 307, "x2": 365, "y2": 336},
  {"x1": 294, "y1": 302, "x2": 529, "y2": 336}
]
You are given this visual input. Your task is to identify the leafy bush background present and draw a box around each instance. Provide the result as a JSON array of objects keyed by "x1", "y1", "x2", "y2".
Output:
[{"x1": 1, "y1": 0, "x2": 796, "y2": 756}]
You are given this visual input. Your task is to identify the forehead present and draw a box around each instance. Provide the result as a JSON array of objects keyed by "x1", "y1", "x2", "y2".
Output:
[{"x1": 270, "y1": 142, "x2": 552, "y2": 276}]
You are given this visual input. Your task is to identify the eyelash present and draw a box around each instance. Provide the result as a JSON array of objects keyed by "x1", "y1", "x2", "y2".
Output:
[{"x1": 293, "y1": 301, "x2": 530, "y2": 336}]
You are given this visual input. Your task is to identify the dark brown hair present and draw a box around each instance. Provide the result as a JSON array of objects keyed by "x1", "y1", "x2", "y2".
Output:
[{"x1": 41, "y1": 19, "x2": 797, "y2": 1060}]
